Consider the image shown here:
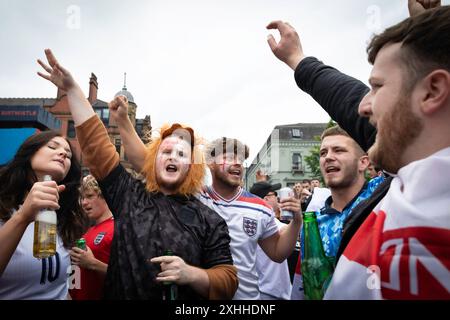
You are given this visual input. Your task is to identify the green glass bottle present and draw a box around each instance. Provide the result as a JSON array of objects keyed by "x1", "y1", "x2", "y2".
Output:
[
  {"x1": 162, "y1": 249, "x2": 178, "y2": 301},
  {"x1": 301, "y1": 211, "x2": 334, "y2": 300}
]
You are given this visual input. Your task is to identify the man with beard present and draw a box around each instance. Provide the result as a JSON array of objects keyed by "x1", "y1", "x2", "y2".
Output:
[
  {"x1": 200, "y1": 137, "x2": 302, "y2": 299},
  {"x1": 267, "y1": 2, "x2": 450, "y2": 299},
  {"x1": 291, "y1": 126, "x2": 383, "y2": 299}
]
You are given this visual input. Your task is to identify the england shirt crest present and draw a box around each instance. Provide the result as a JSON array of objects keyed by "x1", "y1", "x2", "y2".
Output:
[
  {"x1": 243, "y1": 217, "x2": 257, "y2": 237},
  {"x1": 94, "y1": 232, "x2": 106, "y2": 245}
]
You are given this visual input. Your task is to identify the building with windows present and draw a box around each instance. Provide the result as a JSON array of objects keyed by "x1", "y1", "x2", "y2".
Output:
[
  {"x1": 0, "y1": 73, "x2": 151, "y2": 172},
  {"x1": 245, "y1": 123, "x2": 327, "y2": 189}
]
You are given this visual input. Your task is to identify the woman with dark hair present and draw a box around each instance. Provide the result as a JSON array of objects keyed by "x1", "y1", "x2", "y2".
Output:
[{"x1": 0, "y1": 131, "x2": 88, "y2": 299}]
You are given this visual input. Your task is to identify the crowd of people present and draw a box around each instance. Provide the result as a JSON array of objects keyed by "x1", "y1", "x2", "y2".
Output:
[{"x1": 0, "y1": 0, "x2": 449, "y2": 300}]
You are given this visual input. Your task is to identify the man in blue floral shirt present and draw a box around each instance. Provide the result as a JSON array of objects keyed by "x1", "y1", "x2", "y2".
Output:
[{"x1": 302, "y1": 126, "x2": 384, "y2": 262}]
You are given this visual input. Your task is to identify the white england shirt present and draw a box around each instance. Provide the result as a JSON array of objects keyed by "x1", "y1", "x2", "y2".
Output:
[
  {"x1": 0, "y1": 215, "x2": 71, "y2": 300},
  {"x1": 199, "y1": 186, "x2": 278, "y2": 300}
]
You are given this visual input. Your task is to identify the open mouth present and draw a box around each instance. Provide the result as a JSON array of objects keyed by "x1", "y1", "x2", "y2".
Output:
[
  {"x1": 229, "y1": 169, "x2": 241, "y2": 177},
  {"x1": 84, "y1": 207, "x2": 93, "y2": 213},
  {"x1": 166, "y1": 164, "x2": 178, "y2": 173},
  {"x1": 325, "y1": 166, "x2": 340, "y2": 174}
]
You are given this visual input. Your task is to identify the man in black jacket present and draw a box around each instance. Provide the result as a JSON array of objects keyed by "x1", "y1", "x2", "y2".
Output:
[{"x1": 266, "y1": 2, "x2": 450, "y2": 299}]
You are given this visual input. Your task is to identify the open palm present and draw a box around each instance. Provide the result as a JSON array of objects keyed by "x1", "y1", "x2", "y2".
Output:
[{"x1": 37, "y1": 49, "x2": 76, "y2": 91}]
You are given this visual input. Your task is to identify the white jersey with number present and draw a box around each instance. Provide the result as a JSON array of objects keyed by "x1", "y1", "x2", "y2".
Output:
[
  {"x1": 198, "y1": 186, "x2": 278, "y2": 300},
  {"x1": 0, "y1": 216, "x2": 71, "y2": 300}
]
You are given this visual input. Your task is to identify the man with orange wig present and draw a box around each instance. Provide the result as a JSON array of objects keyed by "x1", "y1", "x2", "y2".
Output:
[{"x1": 37, "y1": 49, "x2": 238, "y2": 300}]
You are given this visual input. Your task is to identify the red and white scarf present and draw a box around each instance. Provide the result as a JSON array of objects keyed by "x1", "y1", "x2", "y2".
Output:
[{"x1": 324, "y1": 147, "x2": 450, "y2": 299}]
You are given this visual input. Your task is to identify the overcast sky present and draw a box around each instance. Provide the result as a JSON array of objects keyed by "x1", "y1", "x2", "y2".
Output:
[{"x1": 1, "y1": 0, "x2": 448, "y2": 164}]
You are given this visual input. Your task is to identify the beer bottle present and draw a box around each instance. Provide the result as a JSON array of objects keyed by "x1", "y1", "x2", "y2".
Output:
[
  {"x1": 33, "y1": 175, "x2": 57, "y2": 259},
  {"x1": 301, "y1": 211, "x2": 334, "y2": 300},
  {"x1": 162, "y1": 249, "x2": 178, "y2": 301}
]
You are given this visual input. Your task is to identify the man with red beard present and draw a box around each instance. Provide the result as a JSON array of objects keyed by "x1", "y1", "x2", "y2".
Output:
[
  {"x1": 267, "y1": 2, "x2": 450, "y2": 299},
  {"x1": 199, "y1": 137, "x2": 302, "y2": 299}
]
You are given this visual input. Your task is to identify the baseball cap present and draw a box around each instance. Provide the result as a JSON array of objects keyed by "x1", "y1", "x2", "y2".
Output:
[{"x1": 250, "y1": 181, "x2": 282, "y2": 198}]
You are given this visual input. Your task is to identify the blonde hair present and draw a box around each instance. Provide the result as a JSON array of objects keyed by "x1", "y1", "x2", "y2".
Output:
[
  {"x1": 80, "y1": 174, "x2": 102, "y2": 197},
  {"x1": 141, "y1": 123, "x2": 206, "y2": 196}
]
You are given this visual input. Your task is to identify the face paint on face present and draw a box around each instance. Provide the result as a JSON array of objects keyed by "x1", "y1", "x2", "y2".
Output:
[
  {"x1": 210, "y1": 153, "x2": 244, "y2": 189},
  {"x1": 155, "y1": 136, "x2": 192, "y2": 194}
]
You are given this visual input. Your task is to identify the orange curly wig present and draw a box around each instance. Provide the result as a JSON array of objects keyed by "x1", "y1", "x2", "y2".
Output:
[{"x1": 141, "y1": 123, "x2": 206, "y2": 196}]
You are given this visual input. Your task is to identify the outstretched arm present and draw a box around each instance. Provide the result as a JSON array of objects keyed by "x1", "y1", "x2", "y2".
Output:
[
  {"x1": 266, "y1": 21, "x2": 375, "y2": 151},
  {"x1": 109, "y1": 96, "x2": 147, "y2": 173},
  {"x1": 37, "y1": 49, "x2": 119, "y2": 180},
  {"x1": 37, "y1": 49, "x2": 94, "y2": 126}
]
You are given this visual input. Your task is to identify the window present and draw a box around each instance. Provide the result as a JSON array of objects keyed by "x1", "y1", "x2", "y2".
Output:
[
  {"x1": 292, "y1": 153, "x2": 303, "y2": 171},
  {"x1": 115, "y1": 138, "x2": 121, "y2": 156},
  {"x1": 95, "y1": 107, "x2": 110, "y2": 126},
  {"x1": 292, "y1": 129, "x2": 303, "y2": 138},
  {"x1": 67, "y1": 120, "x2": 76, "y2": 138}
]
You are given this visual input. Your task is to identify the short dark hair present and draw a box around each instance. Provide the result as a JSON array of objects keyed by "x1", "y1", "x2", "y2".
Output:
[
  {"x1": 367, "y1": 6, "x2": 450, "y2": 89},
  {"x1": 321, "y1": 125, "x2": 365, "y2": 156},
  {"x1": 206, "y1": 137, "x2": 249, "y2": 162}
]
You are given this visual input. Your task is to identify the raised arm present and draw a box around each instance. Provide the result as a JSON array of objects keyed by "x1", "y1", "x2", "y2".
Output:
[
  {"x1": 108, "y1": 96, "x2": 147, "y2": 173},
  {"x1": 37, "y1": 49, "x2": 94, "y2": 126},
  {"x1": 266, "y1": 21, "x2": 376, "y2": 152},
  {"x1": 408, "y1": 0, "x2": 441, "y2": 16},
  {"x1": 37, "y1": 49, "x2": 119, "y2": 180}
]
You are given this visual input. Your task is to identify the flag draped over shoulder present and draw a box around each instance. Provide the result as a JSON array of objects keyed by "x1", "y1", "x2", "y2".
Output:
[{"x1": 325, "y1": 147, "x2": 450, "y2": 300}]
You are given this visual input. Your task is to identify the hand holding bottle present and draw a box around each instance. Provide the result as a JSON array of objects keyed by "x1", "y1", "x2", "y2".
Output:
[
  {"x1": 150, "y1": 254, "x2": 194, "y2": 286},
  {"x1": 18, "y1": 179, "x2": 64, "y2": 225}
]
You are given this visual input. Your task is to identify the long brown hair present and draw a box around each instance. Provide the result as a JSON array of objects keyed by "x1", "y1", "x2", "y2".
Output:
[{"x1": 0, "y1": 131, "x2": 89, "y2": 247}]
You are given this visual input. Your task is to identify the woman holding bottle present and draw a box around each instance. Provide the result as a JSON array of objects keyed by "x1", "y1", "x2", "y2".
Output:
[{"x1": 0, "y1": 131, "x2": 88, "y2": 299}]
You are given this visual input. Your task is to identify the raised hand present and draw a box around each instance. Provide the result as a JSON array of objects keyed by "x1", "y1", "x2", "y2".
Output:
[
  {"x1": 255, "y1": 169, "x2": 268, "y2": 182},
  {"x1": 279, "y1": 196, "x2": 302, "y2": 223},
  {"x1": 266, "y1": 20, "x2": 305, "y2": 70},
  {"x1": 37, "y1": 49, "x2": 76, "y2": 92},
  {"x1": 408, "y1": 0, "x2": 441, "y2": 17},
  {"x1": 109, "y1": 95, "x2": 130, "y2": 125}
]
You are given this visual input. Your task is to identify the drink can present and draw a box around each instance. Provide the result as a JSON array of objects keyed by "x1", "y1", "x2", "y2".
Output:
[
  {"x1": 76, "y1": 238, "x2": 87, "y2": 251},
  {"x1": 278, "y1": 187, "x2": 294, "y2": 220}
]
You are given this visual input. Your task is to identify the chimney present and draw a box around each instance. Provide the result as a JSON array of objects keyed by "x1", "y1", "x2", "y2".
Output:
[{"x1": 88, "y1": 73, "x2": 98, "y2": 104}]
